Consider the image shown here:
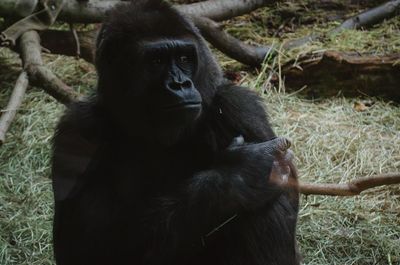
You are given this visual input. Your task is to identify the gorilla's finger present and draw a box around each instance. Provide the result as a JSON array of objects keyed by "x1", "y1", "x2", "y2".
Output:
[
  {"x1": 256, "y1": 137, "x2": 291, "y2": 155},
  {"x1": 229, "y1": 135, "x2": 244, "y2": 147},
  {"x1": 274, "y1": 137, "x2": 291, "y2": 152}
]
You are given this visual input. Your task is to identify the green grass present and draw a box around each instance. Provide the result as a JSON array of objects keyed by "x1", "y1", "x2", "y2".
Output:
[{"x1": 1, "y1": 2, "x2": 400, "y2": 264}]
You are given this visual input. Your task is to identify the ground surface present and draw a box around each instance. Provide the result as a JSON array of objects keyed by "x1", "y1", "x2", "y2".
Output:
[{"x1": 0, "y1": 1, "x2": 399, "y2": 264}]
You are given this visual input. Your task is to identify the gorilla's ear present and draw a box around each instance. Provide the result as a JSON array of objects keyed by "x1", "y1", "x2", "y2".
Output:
[{"x1": 52, "y1": 129, "x2": 99, "y2": 201}]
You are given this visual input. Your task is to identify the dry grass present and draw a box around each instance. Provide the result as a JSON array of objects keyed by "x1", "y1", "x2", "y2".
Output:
[
  {"x1": 262, "y1": 92, "x2": 400, "y2": 265},
  {"x1": 0, "y1": 2, "x2": 400, "y2": 264}
]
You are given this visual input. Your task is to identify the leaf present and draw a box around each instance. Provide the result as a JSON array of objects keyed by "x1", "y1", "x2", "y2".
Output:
[{"x1": 353, "y1": 101, "x2": 368, "y2": 112}]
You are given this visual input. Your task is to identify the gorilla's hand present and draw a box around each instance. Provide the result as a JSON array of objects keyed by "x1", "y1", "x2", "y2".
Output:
[
  {"x1": 142, "y1": 137, "x2": 298, "y2": 249},
  {"x1": 225, "y1": 136, "x2": 295, "y2": 184},
  {"x1": 188, "y1": 136, "x2": 296, "y2": 213},
  {"x1": 268, "y1": 138, "x2": 298, "y2": 188},
  {"x1": 228, "y1": 135, "x2": 291, "y2": 157}
]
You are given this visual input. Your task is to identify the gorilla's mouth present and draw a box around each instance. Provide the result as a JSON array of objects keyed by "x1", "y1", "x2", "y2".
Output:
[{"x1": 163, "y1": 101, "x2": 202, "y2": 110}]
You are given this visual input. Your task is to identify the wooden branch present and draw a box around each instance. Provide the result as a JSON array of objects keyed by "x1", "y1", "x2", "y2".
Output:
[
  {"x1": 193, "y1": 16, "x2": 271, "y2": 66},
  {"x1": 1, "y1": 0, "x2": 277, "y2": 66},
  {"x1": 40, "y1": 18, "x2": 273, "y2": 67},
  {"x1": 0, "y1": 0, "x2": 39, "y2": 17},
  {"x1": 3, "y1": 0, "x2": 398, "y2": 67},
  {"x1": 179, "y1": 0, "x2": 278, "y2": 22},
  {"x1": 332, "y1": 0, "x2": 400, "y2": 34},
  {"x1": 280, "y1": 51, "x2": 400, "y2": 101},
  {"x1": 299, "y1": 173, "x2": 400, "y2": 196},
  {"x1": 283, "y1": 0, "x2": 400, "y2": 50},
  {"x1": 40, "y1": 29, "x2": 97, "y2": 63},
  {"x1": 60, "y1": 0, "x2": 277, "y2": 23},
  {"x1": 0, "y1": 0, "x2": 277, "y2": 24},
  {"x1": 58, "y1": 0, "x2": 121, "y2": 24},
  {"x1": 0, "y1": 0, "x2": 118, "y2": 22},
  {"x1": 19, "y1": 31, "x2": 80, "y2": 105},
  {"x1": 0, "y1": 71, "x2": 29, "y2": 146},
  {"x1": 40, "y1": 0, "x2": 399, "y2": 66}
]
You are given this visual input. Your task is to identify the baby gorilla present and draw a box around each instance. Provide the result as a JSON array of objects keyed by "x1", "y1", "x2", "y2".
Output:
[{"x1": 51, "y1": 0, "x2": 300, "y2": 264}]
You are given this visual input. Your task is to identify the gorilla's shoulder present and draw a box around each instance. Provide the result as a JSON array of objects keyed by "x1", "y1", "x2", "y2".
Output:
[
  {"x1": 55, "y1": 99, "x2": 104, "y2": 142},
  {"x1": 211, "y1": 84, "x2": 275, "y2": 142},
  {"x1": 52, "y1": 100, "x2": 105, "y2": 201}
]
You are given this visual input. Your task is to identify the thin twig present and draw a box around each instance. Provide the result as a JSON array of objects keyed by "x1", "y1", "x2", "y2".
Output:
[
  {"x1": 69, "y1": 23, "x2": 81, "y2": 58},
  {"x1": 0, "y1": 71, "x2": 29, "y2": 146},
  {"x1": 299, "y1": 173, "x2": 400, "y2": 196},
  {"x1": 204, "y1": 214, "x2": 238, "y2": 238},
  {"x1": 201, "y1": 213, "x2": 238, "y2": 246}
]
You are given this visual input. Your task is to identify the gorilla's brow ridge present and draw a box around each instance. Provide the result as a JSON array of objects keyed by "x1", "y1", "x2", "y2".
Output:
[{"x1": 139, "y1": 39, "x2": 196, "y2": 54}]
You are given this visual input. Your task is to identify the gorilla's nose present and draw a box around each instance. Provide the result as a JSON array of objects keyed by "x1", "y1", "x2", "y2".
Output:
[{"x1": 167, "y1": 79, "x2": 194, "y2": 91}]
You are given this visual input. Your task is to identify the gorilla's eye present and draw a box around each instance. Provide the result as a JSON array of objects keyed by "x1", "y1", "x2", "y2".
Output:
[
  {"x1": 152, "y1": 58, "x2": 163, "y2": 65},
  {"x1": 179, "y1": 56, "x2": 189, "y2": 63}
]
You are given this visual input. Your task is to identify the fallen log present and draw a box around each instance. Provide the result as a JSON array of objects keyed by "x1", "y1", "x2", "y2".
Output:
[{"x1": 280, "y1": 51, "x2": 400, "y2": 102}]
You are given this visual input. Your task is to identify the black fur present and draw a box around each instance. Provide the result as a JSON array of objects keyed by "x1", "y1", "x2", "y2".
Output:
[{"x1": 52, "y1": 1, "x2": 300, "y2": 264}]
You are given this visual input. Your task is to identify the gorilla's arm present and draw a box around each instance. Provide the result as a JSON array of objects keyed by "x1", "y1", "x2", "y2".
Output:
[
  {"x1": 144, "y1": 86, "x2": 291, "y2": 261},
  {"x1": 212, "y1": 84, "x2": 276, "y2": 142},
  {"x1": 145, "y1": 138, "x2": 289, "y2": 263},
  {"x1": 52, "y1": 102, "x2": 104, "y2": 201},
  {"x1": 187, "y1": 138, "x2": 284, "y2": 214},
  {"x1": 186, "y1": 84, "x2": 281, "y2": 217}
]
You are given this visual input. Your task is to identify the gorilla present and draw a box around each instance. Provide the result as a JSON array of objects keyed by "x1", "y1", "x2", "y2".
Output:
[{"x1": 51, "y1": 1, "x2": 300, "y2": 264}]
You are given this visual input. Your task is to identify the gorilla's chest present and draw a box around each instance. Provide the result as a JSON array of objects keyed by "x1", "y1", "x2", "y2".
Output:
[{"x1": 107, "y1": 143, "x2": 211, "y2": 199}]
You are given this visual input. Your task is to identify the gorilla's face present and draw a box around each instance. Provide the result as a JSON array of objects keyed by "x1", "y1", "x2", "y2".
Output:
[
  {"x1": 138, "y1": 38, "x2": 202, "y2": 128},
  {"x1": 97, "y1": 37, "x2": 203, "y2": 145},
  {"x1": 138, "y1": 38, "x2": 203, "y2": 145}
]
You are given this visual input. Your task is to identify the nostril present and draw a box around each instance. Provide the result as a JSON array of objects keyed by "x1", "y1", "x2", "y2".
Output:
[
  {"x1": 168, "y1": 81, "x2": 180, "y2": 91},
  {"x1": 181, "y1": 80, "x2": 193, "y2": 89},
  {"x1": 168, "y1": 80, "x2": 193, "y2": 90}
]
